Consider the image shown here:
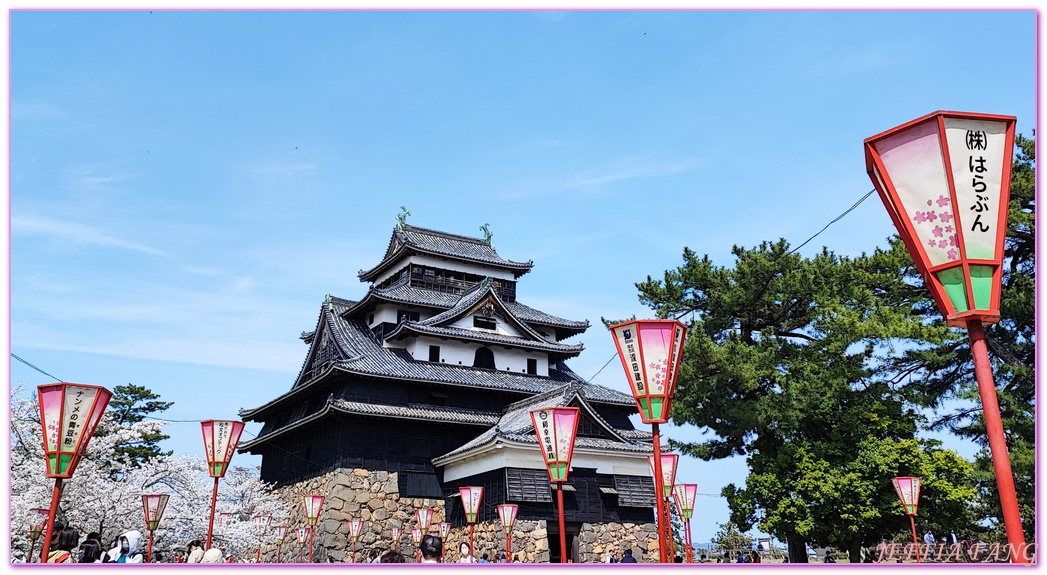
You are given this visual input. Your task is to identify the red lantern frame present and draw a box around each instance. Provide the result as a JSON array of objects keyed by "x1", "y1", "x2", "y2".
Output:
[
  {"x1": 415, "y1": 508, "x2": 434, "y2": 532},
  {"x1": 497, "y1": 504, "x2": 518, "y2": 564},
  {"x1": 142, "y1": 494, "x2": 170, "y2": 563},
  {"x1": 458, "y1": 486, "x2": 483, "y2": 558},
  {"x1": 347, "y1": 519, "x2": 364, "y2": 563},
  {"x1": 36, "y1": 382, "x2": 113, "y2": 563},
  {"x1": 867, "y1": 112, "x2": 1026, "y2": 563},
  {"x1": 865, "y1": 111, "x2": 1016, "y2": 327},
  {"x1": 200, "y1": 419, "x2": 245, "y2": 550}
]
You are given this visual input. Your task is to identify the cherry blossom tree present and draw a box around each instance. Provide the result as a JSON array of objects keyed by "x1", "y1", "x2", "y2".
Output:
[{"x1": 10, "y1": 384, "x2": 287, "y2": 562}]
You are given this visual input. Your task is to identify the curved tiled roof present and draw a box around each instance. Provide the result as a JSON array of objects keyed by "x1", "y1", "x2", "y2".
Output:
[
  {"x1": 239, "y1": 397, "x2": 501, "y2": 450},
  {"x1": 432, "y1": 384, "x2": 651, "y2": 464},
  {"x1": 358, "y1": 225, "x2": 534, "y2": 281},
  {"x1": 240, "y1": 306, "x2": 634, "y2": 420}
]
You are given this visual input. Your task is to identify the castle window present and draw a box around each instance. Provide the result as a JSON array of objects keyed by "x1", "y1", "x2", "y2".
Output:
[
  {"x1": 429, "y1": 345, "x2": 440, "y2": 362},
  {"x1": 473, "y1": 347, "x2": 495, "y2": 369},
  {"x1": 474, "y1": 316, "x2": 496, "y2": 330},
  {"x1": 428, "y1": 392, "x2": 447, "y2": 406},
  {"x1": 527, "y1": 358, "x2": 538, "y2": 375},
  {"x1": 397, "y1": 310, "x2": 420, "y2": 323}
]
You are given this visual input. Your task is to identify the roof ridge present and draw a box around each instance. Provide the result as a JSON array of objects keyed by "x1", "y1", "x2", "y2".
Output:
[{"x1": 401, "y1": 224, "x2": 490, "y2": 246}]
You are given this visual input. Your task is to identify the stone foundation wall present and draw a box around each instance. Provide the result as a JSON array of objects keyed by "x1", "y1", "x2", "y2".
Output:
[
  {"x1": 577, "y1": 521, "x2": 660, "y2": 563},
  {"x1": 259, "y1": 467, "x2": 658, "y2": 564}
]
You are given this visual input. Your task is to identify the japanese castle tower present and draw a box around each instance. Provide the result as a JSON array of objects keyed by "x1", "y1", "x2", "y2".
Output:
[{"x1": 239, "y1": 221, "x2": 660, "y2": 563}]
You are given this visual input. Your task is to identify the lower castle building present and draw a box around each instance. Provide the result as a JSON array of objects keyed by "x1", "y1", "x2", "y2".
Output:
[{"x1": 238, "y1": 221, "x2": 660, "y2": 562}]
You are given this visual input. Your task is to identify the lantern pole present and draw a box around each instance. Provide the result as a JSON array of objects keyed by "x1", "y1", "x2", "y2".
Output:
[
  {"x1": 967, "y1": 320, "x2": 1027, "y2": 561},
  {"x1": 665, "y1": 493, "x2": 676, "y2": 561},
  {"x1": 908, "y1": 515, "x2": 920, "y2": 563},
  {"x1": 685, "y1": 521, "x2": 693, "y2": 563},
  {"x1": 651, "y1": 424, "x2": 668, "y2": 563},
  {"x1": 277, "y1": 541, "x2": 282, "y2": 564},
  {"x1": 308, "y1": 528, "x2": 315, "y2": 564},
  {"x1": 40, "y1": 478, "x2": 63, "y2": 564},
  {"x1": 469, "y1": 523, "x2": 475, "y2": 559},
  {"x1": 205, "y1": 477, "x2": 219, "y2": 549},
  {"x1": 555, "y1": 482, "x2": 568, "y2": 563},
  {"x1": 506, "y1": 530, "x2": 511, "y2": 563},
  {"x1": 28, "y1": 535, "x2": 37, "y2": 564}
]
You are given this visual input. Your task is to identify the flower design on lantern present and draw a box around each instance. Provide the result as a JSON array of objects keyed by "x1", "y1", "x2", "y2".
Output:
[
  {"x1": 892, "y1": 476, "x2": 922, "y2": 516},
  {"x1": 609, "y1": 320, "x2": 687, "y2": 424}
]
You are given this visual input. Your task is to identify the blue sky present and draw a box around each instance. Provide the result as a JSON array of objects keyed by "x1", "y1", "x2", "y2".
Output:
[{"x1": 9, "y1": 10, "x2": 1036, "y2": 545}]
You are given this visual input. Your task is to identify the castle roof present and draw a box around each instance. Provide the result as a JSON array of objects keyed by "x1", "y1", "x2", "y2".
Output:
[
  {"x1": 240, "y1": 301, "x2": 633, "y2": 422},
  {"x1": 432, "y1": 383, "x2": 654, "y2": 467},
  {"x1": 358, "y1": 225, "x2": 534, "y2": 282}
]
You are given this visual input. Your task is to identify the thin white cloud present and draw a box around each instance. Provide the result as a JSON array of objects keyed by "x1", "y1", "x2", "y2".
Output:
[
  {"x1": 501, "y1": 157, "x2": 701, "y2": 199},
  {"x1": 250, "y1": 163, "x2": 318, "y2": 179},
  {"x1": 12, "y1": 215, "x2": 169, "y2": 256}
]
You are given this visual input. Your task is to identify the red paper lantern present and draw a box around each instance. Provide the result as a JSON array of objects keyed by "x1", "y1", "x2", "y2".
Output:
[
  {"x1": 348, "y1": 519, "x2": 364, "y2": 541},
  {"x1": 892, "y1": 476, "x2": 922, "y2": 516},
  {"x1": 391, "y1": 527, "x2": 403, "y2": 542},
  {"x1": 648, "y1": 453, "x2": 679, "y2": 497},
  {"x1": 529, "y1": 407, "x2": 580, "y2": 482},
  {"x1": 865, "y1": 111, "x2": 1016, "y2": 327},
  {"x1": 274, "y1": 526, "x2": 289, "y2": 544},
  {"x1": 673, "y1": 484, "x2": 697, "y2": 519},
  {"x1": 458, "y1": 486, "x2": 483, "y2": 523},
  {"x1": 38, "y1": 383, "x2": 112, "y2": 478},
  {"x1": 200, "y1": 420, "x2": 245, "y2": 478},
  {"x1": 303, "y1": 494, "x2": 324, "y2": 526},
  {"x1": 253, "y1": 515, "x2": 272, "y2": 536},
  {"x1": 609, "y1": 320, "x2": 687, "y2": 423},
  {"x1": 295, "y1": 527, "x2": 310, "y2": 547},
  {"x1": 497, "y1": 504, "x2": 518, "y2": 533},
  {"x1": 415, "y1": 508, "x2": 434, "y2": 532},
  {"x1": 142, "y1": 494, "x2": 170, "y2": 531},
  {"x1": 438, "y1": 522, "x2": 451, "y2": 540},
  {"x1": 410, "y1": 527, "x2": 422, "y2": 546}
]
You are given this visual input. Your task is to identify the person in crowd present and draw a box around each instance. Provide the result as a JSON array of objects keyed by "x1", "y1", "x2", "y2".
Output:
[
  {"x1": 186, "y1": 540, "x2": 205, "y2": 563},
  {"x1": 380, "y1": 544, "x2": 406, "y2": 563},
  {"x1": 736, "y1": 551, "x2": 747, "y2": 563},
  {"x1": 480, "y1": 552, "x2": 490, "y2": 563},
  {"x1": 173, "y1": 549, "x2": 186, "y2": 563},
  {"x1": 498, "y1": 552, "x2": 507, "y2": 563},
  {"x1": 79, "y1": 540, "x2": 103, "y2": 563},
  {"x1": 750, "y1": 550, "x2": 761, "y2": 563},
  {"x1": 47, "y1": 526, "x2": 80, "y2": 563},
  {"x1": 201, "y1": 548, "x2": 224, "y2": 563},
  {"x1": 699, "y1": 553, "x2": 708, "y2": 563},
  {"x1": 419, "y1": 534, "x2": 442, "y2": 564},
  {"x1": 675, "y1": 554, "x2": 684, "y2": 563},
  {"x1": 153, "y1": 551, "x2": 165, "y2": 563},
  {"x1": 620, "y1": 549, "x2": 638, "y2": 563},
  {"x1": 105, "y1": 530, "x2": 144, "y2": 563},
  {"x1": 457, "y1": 542, "x2": 477, "y2": 563}
]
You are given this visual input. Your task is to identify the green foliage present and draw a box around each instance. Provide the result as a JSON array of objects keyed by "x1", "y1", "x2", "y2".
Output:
[
  {"x1": 636, "y1": 237, "x2": 972, "y2": 559},
  {"x1": 98, "y1": 384, "x2": 174, "y2": 466},
  {"x1": 887, "y1": 135, "x2": 1035, "y2": 541},
  {"x1": 711, "y1": 521, "x2": 754, "y2": 551}
]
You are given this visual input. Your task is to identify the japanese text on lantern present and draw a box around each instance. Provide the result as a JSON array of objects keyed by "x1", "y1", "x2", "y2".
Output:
[
  {"x1": 62, "y1": 387, "x2": 96, "y2": 449},
  {"x1": 612, "y1": 325, "x2": 645, "y2": 393},
  {"x1": 537, "y1": 410, "x2": 556, "y2": 462},
  {"x1": 944, "y1": 118, "x2": 1007, "y2": 260}
]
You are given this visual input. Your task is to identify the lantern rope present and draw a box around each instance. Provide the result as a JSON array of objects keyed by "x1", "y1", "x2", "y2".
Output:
[
  {"x1": 788, "y1": 189, "x2": 875, "y2": 254},
  {"x1": 10, "y1": 352, "x2": 63, "y2": 382}
]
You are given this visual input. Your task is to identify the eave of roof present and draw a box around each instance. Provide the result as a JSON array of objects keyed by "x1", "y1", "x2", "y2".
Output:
[
  {"x1": 239, "y1": 398, "x2": 501, "y2": 451},
  {"x1": 358, "y1": 225, "x2": 534, "y2": 282}
]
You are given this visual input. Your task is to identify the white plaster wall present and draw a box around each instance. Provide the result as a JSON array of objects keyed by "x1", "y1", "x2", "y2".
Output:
[
  {"x1": 368, "y1": 303, "x2": 434, "y2": 327},
  {"x1": 402, "y1": 335, "x2": 549, "y2": 376},
  {"x1": 448, "y1": 313, "x2": 524, "y2": 338},
  {"x1": 371, "y1": 255, "x2": 516, "y2": 286}
]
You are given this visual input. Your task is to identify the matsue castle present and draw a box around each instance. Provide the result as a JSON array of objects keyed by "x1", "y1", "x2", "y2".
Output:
[{"x1": 238, "y1": 219, "x2": 662, "y2": 563}]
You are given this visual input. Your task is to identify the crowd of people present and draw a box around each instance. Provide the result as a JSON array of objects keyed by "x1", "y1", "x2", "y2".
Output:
[{"x1": 28, "y1": 521, "x2": 235, "y2": 564}]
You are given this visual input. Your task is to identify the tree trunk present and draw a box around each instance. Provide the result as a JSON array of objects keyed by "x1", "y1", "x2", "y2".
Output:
[
  {"x1": 847, "y1": 541, "x2": 862, "y2": 564},
  {"x1": 786, "y1": 534, "x2": 808, "y2": 563}
]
